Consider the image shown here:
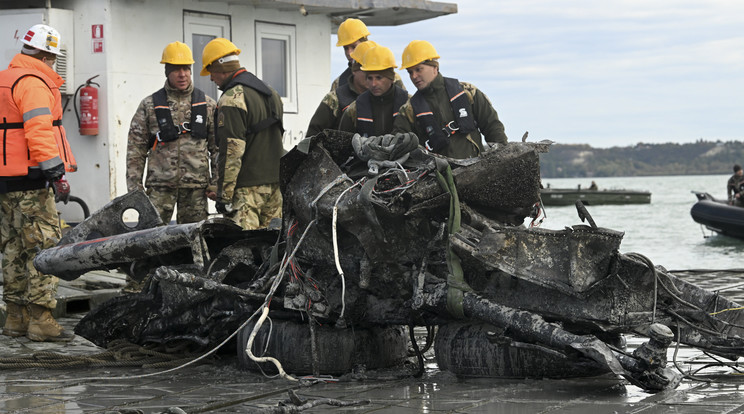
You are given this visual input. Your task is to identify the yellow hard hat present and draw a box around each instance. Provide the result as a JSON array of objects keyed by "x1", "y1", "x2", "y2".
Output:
[
  {"x1": 161, "y1": 41, "x2": 195, "y2": 65},
  {"x1": 400, "y1": 40, "x2": 440, "y2": 69},
  {"x1": 336, "y1": 18, "x2": 370, "y2": 47},
  {"x1": 361, "y1": 46, "x2": 397, "y2": 72},
  {"x1": 349, "y1": 40, "x2": 378, "y2": 65},
  {"x1": 200, "y1": 38, "x2": 241, "y2": 76}
]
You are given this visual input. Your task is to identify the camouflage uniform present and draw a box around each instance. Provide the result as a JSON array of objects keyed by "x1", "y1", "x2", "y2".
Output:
[
  {"x1": 306, "y1": 77, "x2": 364, "y2": 138},
  {"x1": 216, "y1": 69, "x2": 285, "y2": 230},
  {"x1": 126, "y1": 81, "x2": 217, "y2": 224},
  {"x1": 0, "y1": 188, "x2": 60, "y2": 309},
  {"x1": 393, "y1": 73, "x2": 507, "y2": 159}
]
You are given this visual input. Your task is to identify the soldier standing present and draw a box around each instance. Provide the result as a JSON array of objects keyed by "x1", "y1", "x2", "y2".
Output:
[
  {"x1": 126, "y1": 41, "x2": 217, "y2": 225},
  {"x1": 305, "y1": 40, "x2": 377, "y2": 137},
  {"x1": 393, "y1": 40, "x2": 508, "y2": 159},
  {"x1": 339, "y1": 46, "x2": 410, "y2": 136},
  {"x1": 331, "y1": 18, "x2": 371, "y2": 92},
  {"x1": 0, "y1": 24, "x2": 77, "y2": 342},
  {"x1": 201, "y1": 38, "x2": 284, "y2": 230}
]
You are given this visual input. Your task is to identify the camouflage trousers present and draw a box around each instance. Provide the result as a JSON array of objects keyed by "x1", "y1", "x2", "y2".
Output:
[
  {"x1": 146, "y1": 186, "x2": 208, "y2": 224},
  {"x1": 0, "y1": 188, "x2": 61, "y2": 308},
  {"x1": 229, "y1": 183, "x2": 282, "y2": 230}
]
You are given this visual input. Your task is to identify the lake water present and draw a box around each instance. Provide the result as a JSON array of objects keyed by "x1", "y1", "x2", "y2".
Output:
[{"x1": 531, "y1": 174, "x2": 744, "y2": 271}]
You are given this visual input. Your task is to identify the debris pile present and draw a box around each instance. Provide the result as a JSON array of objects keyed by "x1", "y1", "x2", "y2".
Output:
[{"x1": 35, "y1": 130, "x2": 744, "y2": 391}]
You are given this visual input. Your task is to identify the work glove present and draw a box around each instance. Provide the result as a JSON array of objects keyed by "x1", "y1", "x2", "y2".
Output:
[
  {"x1": 51, "y1": 176, "x2": 71, "y2": 204},
  {"x1": 352, "y1": 133, "x2": 419, "y2": 175},
  {"x1": 215, "y1": 201, "x2": 234, "y2": 215}
]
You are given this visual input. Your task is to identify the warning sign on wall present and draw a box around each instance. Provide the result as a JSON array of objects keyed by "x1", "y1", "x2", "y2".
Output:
[{"x1": 92, "y1": 24, "x2": 104, "y2": 54}]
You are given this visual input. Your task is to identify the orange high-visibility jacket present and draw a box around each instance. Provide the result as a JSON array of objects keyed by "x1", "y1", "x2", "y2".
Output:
[{"x1": 0, "y1": 53, "x2": 77, "y2": 178}]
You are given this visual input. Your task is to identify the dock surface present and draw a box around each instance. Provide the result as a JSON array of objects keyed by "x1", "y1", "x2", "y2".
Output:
[{"x1": 1, "y1": 269, "x2": 743, "y2": 413}]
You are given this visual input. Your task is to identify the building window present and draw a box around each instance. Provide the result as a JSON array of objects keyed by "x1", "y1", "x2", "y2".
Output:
[
  {"x1": 184, "y1": 11, "x2": 231, "y2": 100},
  {"x1": 255, "y1": 22, "x2": 297, "y2": 113}
]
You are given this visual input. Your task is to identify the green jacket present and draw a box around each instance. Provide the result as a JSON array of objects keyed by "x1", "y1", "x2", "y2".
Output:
[
  {"x1": 393, "y1": 73, "x2": 507, "y2": 159},
  {"x1": 216, "y1": 69, "x2": 284, "y2": 201},
  {"x1": 306, "y1": 76, "x2": 363, "y2": 138},
  {"x1": 126, "y1": 81, "x2": 217, "y2": 192},
  {"x1": 338, "y1": 85, "x2": 410, "y2": 136}
]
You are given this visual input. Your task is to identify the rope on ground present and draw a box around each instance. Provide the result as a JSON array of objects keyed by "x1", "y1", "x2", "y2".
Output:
[
  {"x1": 256, "y1": 389, "x2": 370, "y2": 413},
  {"x1": 0, "y1": 339, "x2": 206, "y2": 371}
]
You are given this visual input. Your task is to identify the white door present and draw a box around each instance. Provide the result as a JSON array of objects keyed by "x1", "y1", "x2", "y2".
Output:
[{"x1": 184, "y1": 12, "x2": 231, "y2": 101}]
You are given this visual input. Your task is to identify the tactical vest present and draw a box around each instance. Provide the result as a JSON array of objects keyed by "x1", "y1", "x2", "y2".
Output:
[
  {"x1": 355, "y1": 86, "x2": 408, "y2": 137},
  {"x1": 221, "y1": 69, "x2": 284, "y2": 136},
  {"x1": 336, "y1": 82, "x2": 357, "y2": 115},
  {"x1": 0, "y1": 68, "x2": 76, "y2": 178},
  {"x1": 151, "y1": 87, "x2": 208, "y2": 146},
  {"x1": 336, "y1": 66, "x2": 351, "y2": 90},
  {"x1": 409, "y1": 77, "x2": 477, "y2": 152}
]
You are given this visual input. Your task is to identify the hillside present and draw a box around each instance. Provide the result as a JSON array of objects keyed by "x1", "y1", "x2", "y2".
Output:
[{"x1": 539, "y1": 140, "x2": 744, "y2": 178}]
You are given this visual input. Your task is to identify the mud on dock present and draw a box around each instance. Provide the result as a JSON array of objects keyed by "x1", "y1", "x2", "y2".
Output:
[{"x1": 0, "y1": 269, "x2": 743, "y2": 413}]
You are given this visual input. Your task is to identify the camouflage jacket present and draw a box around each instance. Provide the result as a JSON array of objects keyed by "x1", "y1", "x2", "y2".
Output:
[
  {"x1": 126, "y1": 81, "x2": 217, "y2": 192},
  {"x1": 306, "y1": 78, "x2": 364, "y2": 138},
  {"x1": 393, "y1": 73, "x2": 507, "y2": 159},
  {"x1": 216, "y1": 69, "x2": 284, "y2": 202}
]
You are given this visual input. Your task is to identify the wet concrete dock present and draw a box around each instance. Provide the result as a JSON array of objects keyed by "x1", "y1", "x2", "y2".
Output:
[{"x1": 1, "y1": 269, "x2": 744, "y2": 413}]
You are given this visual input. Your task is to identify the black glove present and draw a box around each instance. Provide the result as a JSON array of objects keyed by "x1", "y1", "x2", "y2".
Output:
[
  {"x1": 215, "y1": 201, "x2": 234, "y2": 215},
  {"x1": 51, "y1": 176, "x2": 71, "y2": 204}
]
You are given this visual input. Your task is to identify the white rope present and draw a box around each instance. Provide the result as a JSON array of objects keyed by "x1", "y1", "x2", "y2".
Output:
[
  {"x1": 332, "y1": 182, "x2": 361, "y2": 320},
  {"x1": 245, "y1": 306, "x2": 297, "y2": 381}
]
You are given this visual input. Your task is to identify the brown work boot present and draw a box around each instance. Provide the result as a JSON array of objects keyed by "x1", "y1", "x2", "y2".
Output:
[
  {"x1": 2, "y1": 302, "x2": 29, "y2": 337},
  {"x1": 26, "y1": 304, "x2": 74, "y2": 342}
]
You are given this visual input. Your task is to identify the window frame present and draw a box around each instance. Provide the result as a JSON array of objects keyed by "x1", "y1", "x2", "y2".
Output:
[
  {"x1": 255, "y1": 21, "x2": 297, "y2": 113},
  {"x1": 183, "y1": 11, "x2": 231, "y2": 101}
]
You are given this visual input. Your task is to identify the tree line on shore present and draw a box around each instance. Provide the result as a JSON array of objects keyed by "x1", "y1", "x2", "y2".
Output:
[{"x1": 539, "y1": 140, "x2": 744, "y2": 178}]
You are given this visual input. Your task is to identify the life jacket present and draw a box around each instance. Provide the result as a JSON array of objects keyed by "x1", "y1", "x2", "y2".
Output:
[
  {"x1": 150, "y1": 87, "x2": 208, "y2": 147},
  {"x1": 221, "y1": 69, "x2": 284, "y2": 136},
  {"x1": 0, "y1": 67, "x2": 76, "y2": 178},
  {"x1": 409, "y1": 77, "x2": 477, "y2": 152},
  {"x1": 336, "y1": 82, "x2": 357, "y2": 115},
  {"x1": 355, "y1": 86, "x2": 408, "y2": 137}
]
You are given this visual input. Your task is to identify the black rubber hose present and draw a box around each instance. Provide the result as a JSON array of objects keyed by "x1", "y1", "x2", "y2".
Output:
[{"x1": 66, "y1": 195, "x2": 90, "y2": 218}]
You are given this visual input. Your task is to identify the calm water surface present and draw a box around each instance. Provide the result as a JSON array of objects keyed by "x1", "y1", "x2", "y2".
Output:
[{"x1": 532, "y1": 174, "x2": 744, "y2": 270}]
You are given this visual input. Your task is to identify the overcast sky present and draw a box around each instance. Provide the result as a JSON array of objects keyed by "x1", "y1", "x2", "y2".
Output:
[{"x1": 330, "y1": 0, "x2": 744, "y2": 148}]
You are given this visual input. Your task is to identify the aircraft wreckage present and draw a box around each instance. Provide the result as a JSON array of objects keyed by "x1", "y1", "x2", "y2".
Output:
[{"x1": 35, "y1": 130, "x2": 744, "y2": 392}]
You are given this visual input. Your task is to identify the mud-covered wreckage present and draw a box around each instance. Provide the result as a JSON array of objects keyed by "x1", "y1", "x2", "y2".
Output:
[{"x1": 36, "y1": 131, "x2": 744, "y2": 392}]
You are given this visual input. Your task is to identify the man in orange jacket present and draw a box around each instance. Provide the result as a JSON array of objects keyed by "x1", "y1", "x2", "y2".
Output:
[{"x1": 0, "y1": 24, "x2": 77, "y2": 342}]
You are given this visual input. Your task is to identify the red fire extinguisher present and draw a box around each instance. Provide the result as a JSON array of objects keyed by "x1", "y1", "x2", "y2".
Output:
[{"x1": 75, "y1": 75, "x2": 100, "y2": 135}]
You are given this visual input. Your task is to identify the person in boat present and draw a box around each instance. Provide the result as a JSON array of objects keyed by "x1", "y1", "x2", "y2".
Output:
[
  {"x1": 392, "y1": 40, "x2": 508, "y2": 159},
  {"x1": 589, "y1": 181, "x2": 598, "y2": 190},
  {"x1": 727, "y1": 164, "x2": 743, "y2": 206}
]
